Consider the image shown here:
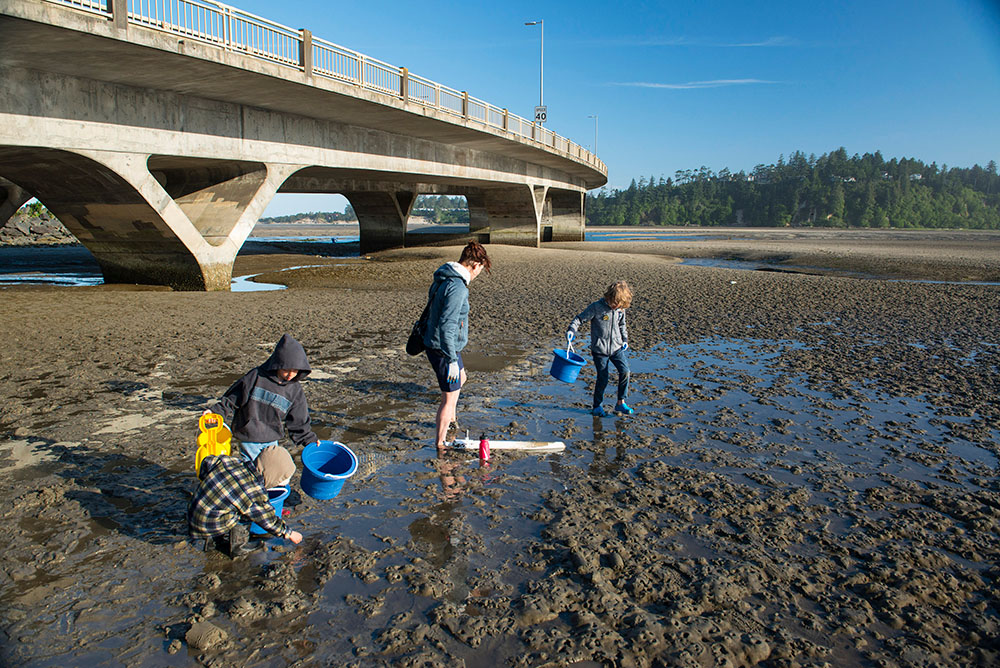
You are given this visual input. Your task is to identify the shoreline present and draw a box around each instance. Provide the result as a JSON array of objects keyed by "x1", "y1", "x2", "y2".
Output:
[{"x1": 3, "y1": 227, "x2": 1000, "y2": 285}]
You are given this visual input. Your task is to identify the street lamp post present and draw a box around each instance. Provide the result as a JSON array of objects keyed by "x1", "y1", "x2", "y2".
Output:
[
  {"x1": 588, "y1": 114, "x2": 598, "y2": 154},
  {"x1": 524, "y1": 20, "x2": 544, "y2": 124}
]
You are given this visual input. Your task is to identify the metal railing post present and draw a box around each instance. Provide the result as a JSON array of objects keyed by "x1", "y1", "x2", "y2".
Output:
[
  {"x1": 300, "y1": 28, "x2": 312, "y2": 76},
  {"x1": 503, "y1": 108, "x2": 508, "y2": 132},
  {"x1": 462, "y1": 91, "x2": 468, "y2": 119},
  {"x1": 400, "y1": 67, "x2": 408, "y2": 101},
  {"x1": 111, "y1": 0, "x2": 128, "y2": 31}
]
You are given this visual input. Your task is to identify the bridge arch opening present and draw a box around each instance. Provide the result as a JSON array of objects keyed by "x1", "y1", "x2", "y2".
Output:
[
  {"x1": 146, "y1": 156, "x2": 268, "y2": 248},
  {"x1": 405, "y1": 195, "x2": 477, "y2": 246}
]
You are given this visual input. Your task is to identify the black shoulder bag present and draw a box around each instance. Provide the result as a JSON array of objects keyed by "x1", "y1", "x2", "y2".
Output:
[{"x1": 406, "y1": 299, "x2": 431, "y2": 356}]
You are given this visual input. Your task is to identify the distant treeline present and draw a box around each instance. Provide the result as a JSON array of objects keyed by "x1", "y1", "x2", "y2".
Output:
[
  {"x1": 260, "y1": 195, "x2": 470, "y2": 224},
  {"x1": 587, "y1": 149, "x2": 1000, "y2": 229},
  {"x1": 260, "y1": 207, "x2": 356, "y2": 224}
]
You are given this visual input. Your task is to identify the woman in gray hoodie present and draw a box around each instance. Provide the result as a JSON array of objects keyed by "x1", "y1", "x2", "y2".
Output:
[{"x1": 422, "y1": 241, "x2": 491, "y2": 449}]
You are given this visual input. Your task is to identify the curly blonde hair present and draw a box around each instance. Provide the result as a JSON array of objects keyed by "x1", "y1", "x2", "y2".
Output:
[{"x1": 604, "y1": 280, "x2": 633, "y2": 309}]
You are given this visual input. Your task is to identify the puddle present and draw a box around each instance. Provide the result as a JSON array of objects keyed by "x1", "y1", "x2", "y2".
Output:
[
  {"x1": 231, "y1": 264, "x2": 357, "y2": 292},
  {"x1": 230, "y1": 273, "x2": 287, "y2": 292},
  {"x1": 0, "y1": 439, "x2": 63, "y2": 471},
  {"x1": 247, "y1": 235, "x2": 360, "y2": 244}
]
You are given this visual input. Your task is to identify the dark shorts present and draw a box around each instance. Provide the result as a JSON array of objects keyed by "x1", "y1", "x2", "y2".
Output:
[{"x1": 426, "y1": 348, "x2": 464, "y2": 393}]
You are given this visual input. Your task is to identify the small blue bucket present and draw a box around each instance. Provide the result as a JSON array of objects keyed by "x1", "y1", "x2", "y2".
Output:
[
  {"x1": 300, "y1": 440, "x2": 358, "y2": 500},
  {"x1": 550, "y1": 348, "x2": 587, "y2": 383},
  {"x1": 250, "y1": 485, "x2": 290, "y2": 535}
]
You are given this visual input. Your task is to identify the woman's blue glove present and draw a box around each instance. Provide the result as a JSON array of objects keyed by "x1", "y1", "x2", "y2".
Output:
[
  {"x1": 622, "y1": 341, "x2": 628, "y2": 350},
  {"x1": 447, "y1": 361, "x2": 460, "y2": 383}
]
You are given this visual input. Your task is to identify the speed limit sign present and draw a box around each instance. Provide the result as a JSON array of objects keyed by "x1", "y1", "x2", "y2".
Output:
[{"x1": 534, "y1": 106, "x2": 547, "y2": 123}]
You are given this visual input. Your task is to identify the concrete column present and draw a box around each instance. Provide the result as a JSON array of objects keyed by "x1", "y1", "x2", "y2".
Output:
[
  {"x1": 545, "y1": 188, "x2": 586, "y2": 241},
  {"x1": 111, "y1": 0, "x2": 128, "y2": 32},
  {"x1": 299, "y1": 29, "x2": 313, "y2": 77},
  {"x1": 0, "y1": 176, "x2": 31, "y2": 224},
  {"x1": 480, "y1": 184, "x2": 545, "y2": 247},
  {"x1": 465, "y1": 192, "x2": 489, "y2": 234},
  {"x1": 347, "y1": 190, "x2": 414, "y2": 253}
]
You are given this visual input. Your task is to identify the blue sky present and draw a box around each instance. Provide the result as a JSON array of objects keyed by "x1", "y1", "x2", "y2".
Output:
[{"x1": 242, "y1": 0, "x2": 1000, "y2": 216}]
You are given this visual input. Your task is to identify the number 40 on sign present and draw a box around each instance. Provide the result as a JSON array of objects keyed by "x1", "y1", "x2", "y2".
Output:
[{"x1": 534, "y1": 106, "x2": 547, "y2": 123}]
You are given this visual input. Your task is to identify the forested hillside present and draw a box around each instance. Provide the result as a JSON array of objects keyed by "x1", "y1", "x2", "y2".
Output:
[{"x1": 587, "y1": 149, "x2": 1000, "y2": 229}]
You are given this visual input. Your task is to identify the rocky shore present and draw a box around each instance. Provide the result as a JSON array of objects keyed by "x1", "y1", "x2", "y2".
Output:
[
  {"x1": 0, "y1": 209, "x2": 76, "y2": 245},
  {"x1": 1, "y1": 230, "x2": 998, "y2": 666}
]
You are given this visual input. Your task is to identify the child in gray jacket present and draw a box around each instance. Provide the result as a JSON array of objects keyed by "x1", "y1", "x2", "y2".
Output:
[{"x1": 567, "y1": 281, "x2": 634, "y2": 417}]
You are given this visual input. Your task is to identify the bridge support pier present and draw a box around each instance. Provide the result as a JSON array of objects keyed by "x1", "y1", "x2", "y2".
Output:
[
  {"x1": 0, "y1": 176, "x2": 30, "y2": 224},
  {"x1": 473, "y1": 185, "x2": 545, "y2": 247},
  {"x1": 545, "y1": 189, "x2": 586, "y2": 241},
  {"x1": 347, "y1": 191, "x2": 415, "y2": 254}
]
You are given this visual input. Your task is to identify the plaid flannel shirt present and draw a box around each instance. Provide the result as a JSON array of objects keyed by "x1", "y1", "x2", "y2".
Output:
[{"x1": 188, "y1": 455, "x2": 288, "y2": 540}]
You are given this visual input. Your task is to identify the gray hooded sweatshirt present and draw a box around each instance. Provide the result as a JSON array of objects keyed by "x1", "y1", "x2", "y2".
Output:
[
  {"x1": 568, "y1": 299, "x2": 628, "y2": 357},
  {"x1": 422, "y1": 262, "x2": 470, "y2": 363},
  {"x1": 210, "y1": 334, "x2": 318, "y2": 446}
]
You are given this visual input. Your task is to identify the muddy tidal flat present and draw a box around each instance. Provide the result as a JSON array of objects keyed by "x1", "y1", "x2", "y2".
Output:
[{"x1": 1, "y1": 227, "x2": 999, "y2": 667}]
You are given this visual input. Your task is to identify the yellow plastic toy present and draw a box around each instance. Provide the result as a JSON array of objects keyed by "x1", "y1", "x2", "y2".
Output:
[{"x1": 195, "y1": 412, "x2": 232, "y2": 474}]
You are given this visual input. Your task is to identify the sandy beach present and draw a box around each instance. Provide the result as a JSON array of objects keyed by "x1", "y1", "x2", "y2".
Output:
[{"x1": 1, "y1": 227, "x2": 998, "y2": 666}]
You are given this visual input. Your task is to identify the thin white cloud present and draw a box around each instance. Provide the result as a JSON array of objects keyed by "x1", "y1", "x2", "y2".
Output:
[
  {"x1": 718, "y1": 36, "x2": 799, "y2": 48},
  {"x1": 610, "y1": 79, "x2": 782, "y2": 90},
  {"x1": 579, "y1": 35, "x2": 801, "y2": 48}
]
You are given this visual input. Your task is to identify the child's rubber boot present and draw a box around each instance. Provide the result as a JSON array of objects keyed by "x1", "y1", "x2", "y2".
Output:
[
  {"x1": 592, "y1": 406, "x2": 608, "y2": 417},
  {"x1": 614, "y1": 401, "x2": 634, "y2": 415},
  {"x1": 227, "y1": 525, "x2": 262, "y2": 557}
]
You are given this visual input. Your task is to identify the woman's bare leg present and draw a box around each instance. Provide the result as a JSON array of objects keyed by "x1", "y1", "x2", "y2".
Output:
[{"x1": 434, "y1": 369, "x2": 466, "y2": 448}]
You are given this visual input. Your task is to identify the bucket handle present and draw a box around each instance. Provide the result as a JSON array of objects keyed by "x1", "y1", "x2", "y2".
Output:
[
  {"x1": 199, "y1": 412, "x2": 224, "y2": 433},
  {"x1": 566, "y1": 339, "x2": 576, "y2": 355}
]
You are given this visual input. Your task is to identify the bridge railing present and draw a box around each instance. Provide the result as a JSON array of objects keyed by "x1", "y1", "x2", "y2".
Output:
[
  {"x1": 56, "y1": 0, "x2": 110, "y2": 15},
  {"x1": 42, "y1": 0, "x2": 606, "y2": 174}
]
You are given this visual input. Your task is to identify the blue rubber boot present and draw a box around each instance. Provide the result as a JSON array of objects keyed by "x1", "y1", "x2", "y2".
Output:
[
  {"x1": 592, "y1": 406, "x2": 608, "y2": 417},
  {"x1": 614, "y1": 401, "x2": 634, "y2": 415}
]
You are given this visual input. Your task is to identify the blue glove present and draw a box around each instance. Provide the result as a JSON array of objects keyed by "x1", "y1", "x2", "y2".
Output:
[
  {"x1": 447, "y1": 361, "x2": 460, "y2": 383},
  {"x1": 566, "y1": 331, "x2": 574, "y2": 343},
  {"x1": 622, "y1": 341, "x2": 629, "y2": 350}
]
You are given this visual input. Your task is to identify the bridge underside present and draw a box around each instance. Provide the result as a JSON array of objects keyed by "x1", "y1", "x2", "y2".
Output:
[{"x1": 0, "y1": 15, "x2": 595, "y2": 290}]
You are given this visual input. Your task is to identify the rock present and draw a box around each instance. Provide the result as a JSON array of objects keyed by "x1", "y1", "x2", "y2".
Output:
[
  {"x1": 1, "y1": 210, "x2": 75, "y2": 246},
  {"x1": 185, "y1": 621, "x2": 228, "y2": 650}
]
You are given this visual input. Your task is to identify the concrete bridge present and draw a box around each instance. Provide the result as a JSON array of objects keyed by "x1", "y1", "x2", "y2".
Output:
[{"x1": 0, "y1": 0, "x2": 607, "y2": 290}]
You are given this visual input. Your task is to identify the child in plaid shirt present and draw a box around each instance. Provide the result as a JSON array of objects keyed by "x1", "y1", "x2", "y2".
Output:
[{"x1": 188, "y1": 445, "x2": 303, "y2": 557}]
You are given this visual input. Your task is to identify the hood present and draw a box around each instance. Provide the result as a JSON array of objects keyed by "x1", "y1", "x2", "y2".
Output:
[
  {"x1": 261, "y1": 334, "x2": 312, "y2": 382},
  {"x1": 433, "y1": 261, "x2": 470, "y2": 285},
  {"x1": 255, "y1": 445, "x2": 296, "y2": 489}
]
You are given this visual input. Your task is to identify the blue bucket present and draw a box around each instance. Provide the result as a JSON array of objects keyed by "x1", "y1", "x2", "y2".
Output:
[
  {"x1": 250, "y1": 485, "x2": 290, "y2": 535},
  {"x1": 550, "y1": 348, "x2": 587, "y2": 383},
  {"x1": 300, "y1": 440, "x2": 358, "y2": 500}
]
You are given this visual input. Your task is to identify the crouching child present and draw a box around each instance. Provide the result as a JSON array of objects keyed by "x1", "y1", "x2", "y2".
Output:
[{"x1": 188, "y1": 444, "x2": 303, "y2": 557}]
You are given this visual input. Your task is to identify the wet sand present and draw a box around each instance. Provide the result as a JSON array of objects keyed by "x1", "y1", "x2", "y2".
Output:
[{"x1": 1, "y1": 228, "x2": 999, "y2": 666}]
